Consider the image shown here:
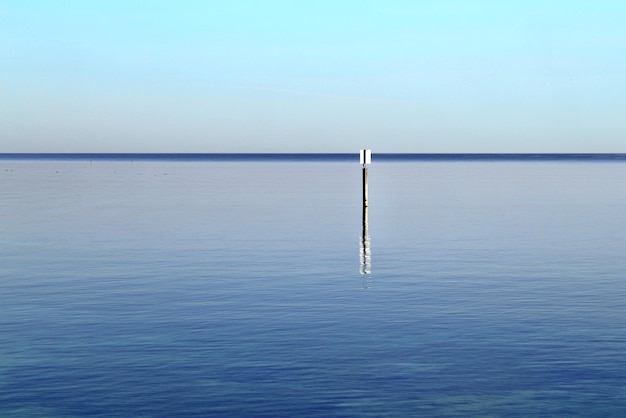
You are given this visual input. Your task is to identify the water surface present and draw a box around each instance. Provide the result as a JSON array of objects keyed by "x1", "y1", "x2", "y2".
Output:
[{"x1": 2, "y1": 158, "x2": 626, "y2": 416}]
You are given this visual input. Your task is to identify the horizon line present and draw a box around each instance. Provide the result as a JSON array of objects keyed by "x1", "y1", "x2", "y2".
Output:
[{"x1": 2, "y1": 153, "x2": 626, "y2": 162}]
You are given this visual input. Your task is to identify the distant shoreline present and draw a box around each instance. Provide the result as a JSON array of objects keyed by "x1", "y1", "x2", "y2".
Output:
[{"x1": 2, "y1": 153, "x2": 626, "y2": 162}]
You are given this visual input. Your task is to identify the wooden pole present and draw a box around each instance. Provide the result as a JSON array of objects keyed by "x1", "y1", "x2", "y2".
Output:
[
  {"x1": 362, "y1": 165, "x2": 368, "y2": 239},
  {"x1": 362, "y1": 166, "x2": 368, "y2": 209},
  {"x1": 360, "y1": 149, "x2": 371, "y2": 275}
]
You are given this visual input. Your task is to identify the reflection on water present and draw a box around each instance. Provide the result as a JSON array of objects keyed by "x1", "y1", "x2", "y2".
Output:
[
  {"x1": 360, "y1": 198, "x2": 371, "y2": 279},
  {"x1": 360, "y1": 164, "x2": 371, "y2": 285},
  {"x1": 359, "y1": 233, "x2": 371, "y2": 290},
  {"x1": 359, "y1": 234, "x2": 371, "y2": 274},
  {"x1": 360, "y1": 205, "x2": 370, "y2": 275}
]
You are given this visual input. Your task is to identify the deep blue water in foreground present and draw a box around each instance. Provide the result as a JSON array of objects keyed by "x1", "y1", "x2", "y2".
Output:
[{"x1": 2, "y1": 157, "x2": 626, "y2": 416}]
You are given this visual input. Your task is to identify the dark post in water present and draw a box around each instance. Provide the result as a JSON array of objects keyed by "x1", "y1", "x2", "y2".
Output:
[{"x1": 360, "y1": 149, "x2": 371, "y2": 275}]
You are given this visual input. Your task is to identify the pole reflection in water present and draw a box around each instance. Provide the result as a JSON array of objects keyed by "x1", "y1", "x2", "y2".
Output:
[
  {"x1": 360, "y1": 204, "x2": 371, "y2": 276},
  {"x1": 359, "y1": 150, "x2": 372, "y2": 287}
]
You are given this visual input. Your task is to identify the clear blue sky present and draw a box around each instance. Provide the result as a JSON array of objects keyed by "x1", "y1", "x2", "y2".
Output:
[{"x1": 2, "y1": 0, "x2": 625, "y2": 153}]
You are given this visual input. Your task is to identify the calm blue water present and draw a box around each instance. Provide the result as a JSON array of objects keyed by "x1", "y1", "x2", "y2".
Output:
[{"x1": 2, "y1": 156, "x2": 626, "y2": 416}]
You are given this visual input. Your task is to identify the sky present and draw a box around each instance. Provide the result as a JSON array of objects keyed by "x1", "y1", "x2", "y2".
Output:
[{"x1": 2, "y1": 0, "x2": 626, "y2": 153}]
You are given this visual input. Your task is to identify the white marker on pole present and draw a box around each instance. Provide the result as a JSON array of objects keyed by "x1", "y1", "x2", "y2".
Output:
[{"x1": 360, "y1": 149, "x2": 372, "y2": 166}]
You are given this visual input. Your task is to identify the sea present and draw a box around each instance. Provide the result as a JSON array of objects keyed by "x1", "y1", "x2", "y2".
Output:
[{"x1": 2, "y1": 153, "x2": 626, "y2": 417}]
